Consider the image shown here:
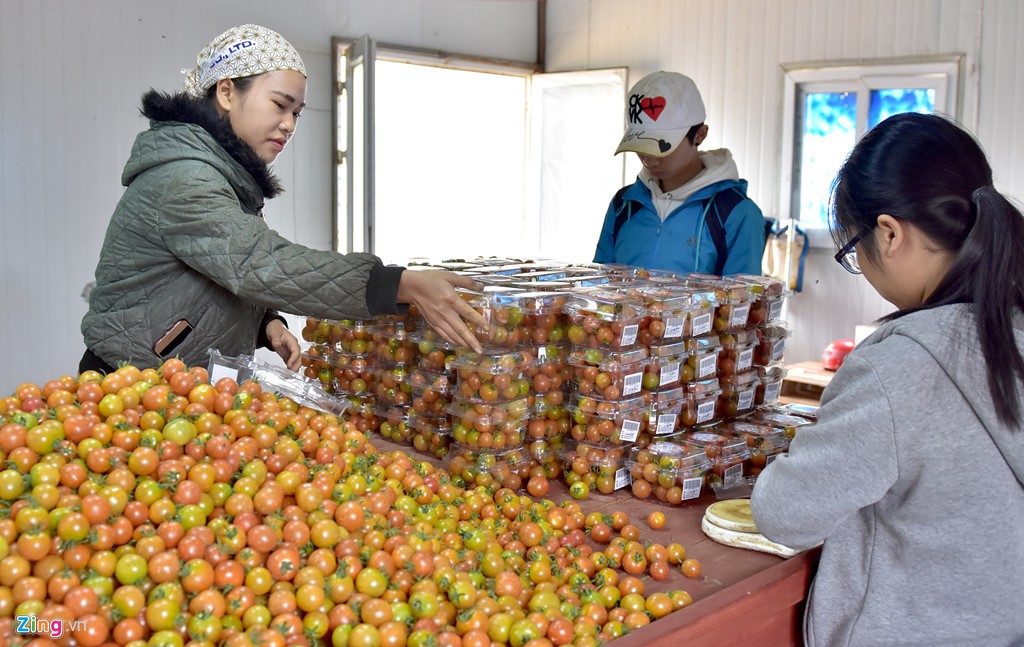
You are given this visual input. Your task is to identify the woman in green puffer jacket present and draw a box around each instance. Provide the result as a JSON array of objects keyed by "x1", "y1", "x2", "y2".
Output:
[{"x1": 81, "y1": 24, "x2": 485, "y2": 373}]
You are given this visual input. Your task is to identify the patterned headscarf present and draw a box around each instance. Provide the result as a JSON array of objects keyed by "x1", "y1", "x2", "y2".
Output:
[{"x1": 183, "y1": 24, "x2": 306, "y2": 99}]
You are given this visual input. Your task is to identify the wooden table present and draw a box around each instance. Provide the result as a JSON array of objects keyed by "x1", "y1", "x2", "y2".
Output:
[
  {"x1": 575, "y1": 486, "x2": 818, "y2": 647},
  {"x1": 780, "y1": 360, "x2": 835, "y2": 406},
  {"x1": 371, "y1": 437, "x2": 821, "y2": 647}
]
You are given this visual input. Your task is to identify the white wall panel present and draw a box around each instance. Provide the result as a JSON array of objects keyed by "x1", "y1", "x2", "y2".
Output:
[
  {"x1": 547, "y1": 0, "x2": 1024, "y2": 365},
  {"x1": 0, "y1": 0, "x2": 537, "y2": 392}
]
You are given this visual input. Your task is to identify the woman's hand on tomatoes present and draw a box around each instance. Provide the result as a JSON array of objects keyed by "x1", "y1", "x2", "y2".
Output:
[
  {"x1": 397, "y1": 270, "x2": 488, "y2": 353},
  {"x1": 265, "y1": 319, "x2": 301, "y2": 371}
]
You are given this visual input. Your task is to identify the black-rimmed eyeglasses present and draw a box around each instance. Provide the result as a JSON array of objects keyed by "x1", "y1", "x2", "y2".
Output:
[{"x1": 834, "y1": 228, "x2": 872, "y2": 274}]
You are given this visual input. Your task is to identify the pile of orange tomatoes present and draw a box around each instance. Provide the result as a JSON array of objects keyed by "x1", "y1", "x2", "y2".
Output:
[{"x1": 0, "y1": 359, "x2": 701, "y2": 647}]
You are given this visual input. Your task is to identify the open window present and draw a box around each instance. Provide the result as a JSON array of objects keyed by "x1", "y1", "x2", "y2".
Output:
[
  {"x1": 779, "y1": 56, "x2": 963, "y2": 246},
  {"x1": 334, "y1": 36, "x2": 626, "y2": 263}
]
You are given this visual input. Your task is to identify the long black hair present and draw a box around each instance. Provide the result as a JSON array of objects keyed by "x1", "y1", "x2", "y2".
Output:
[{"x1": 831, "y1": 112, "x2": 1024, "y2": 427}]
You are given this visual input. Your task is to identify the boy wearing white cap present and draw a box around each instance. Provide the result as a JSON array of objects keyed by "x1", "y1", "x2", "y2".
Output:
[{"x1": 594, "y1": 72, "x2": 765, "y2": 275}]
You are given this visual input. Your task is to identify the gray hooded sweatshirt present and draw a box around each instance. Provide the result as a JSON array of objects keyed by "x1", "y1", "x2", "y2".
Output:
[{"x1": 752, "y1": 304, "x2": 1024, "y2": 646}]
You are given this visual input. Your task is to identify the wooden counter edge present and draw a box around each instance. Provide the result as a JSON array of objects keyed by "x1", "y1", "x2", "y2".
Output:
[{"x1": 613, "y1": 546, "x2": 821, "y2": 647}]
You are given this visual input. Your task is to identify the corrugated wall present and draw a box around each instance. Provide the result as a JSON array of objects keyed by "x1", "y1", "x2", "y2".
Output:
[
  {"x1": 0, "y1": 0, "x2": 536, "y2": 391},
  {"x1": 548, "y1": 0, "x2": 1024, "y2": 364}
]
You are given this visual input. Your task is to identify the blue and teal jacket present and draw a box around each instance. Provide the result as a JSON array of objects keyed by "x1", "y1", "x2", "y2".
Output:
[{"x1": 593, "y1": 164, "x2": 766, "y2": 275}]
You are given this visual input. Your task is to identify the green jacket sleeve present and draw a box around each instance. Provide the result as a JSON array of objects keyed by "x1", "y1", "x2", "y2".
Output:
[{"x1": 156, "y1": 160, "x2": 403, "y2": 319}]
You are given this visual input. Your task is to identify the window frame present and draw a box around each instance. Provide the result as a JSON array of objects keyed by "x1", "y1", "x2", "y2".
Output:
[
  {"x1": 332, "y1": 37, "x2": 539, "y2": 255},
  {"x1": 779, "y1": 55, "x2": 964, "y2": 247}
]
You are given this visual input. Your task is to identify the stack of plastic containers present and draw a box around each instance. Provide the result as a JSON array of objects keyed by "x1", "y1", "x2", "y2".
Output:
[
  {"x1": 526, "y1": 339, "x2": 572, "y2": 481},
  {"x1": 677, "y1": 273, "x2": 798, "y2": 491},
  {"x1": 444, "y1": 286, "x2": 539, "y2": 490},
  {"x1": 629, "y1": 284, "x2": 718, "y2": 450},
  {"x1": 283, "y1": 258, "x2": 807, "y2": 500},
  {"x1": 299, "y1": 318, "x2": 381, "y2": 434},
  {"x1": 729, "y1": 274, "x2": 790, "y2": 410},
  {"x1": 405, "y1": 327, "x2": 457, "y2": 461},
  {"x1": 562, "y1": 287, "x2": 648, "y2": 495},
  {"x1": 486, "y1": 278, "x2": 581, "y2": 482},
  {"x1": 368, "y1": 316, "x2": 420, "y2": 447},
  {"x1": 688, "y1": 276, "x2": 762, "y2": 421}
]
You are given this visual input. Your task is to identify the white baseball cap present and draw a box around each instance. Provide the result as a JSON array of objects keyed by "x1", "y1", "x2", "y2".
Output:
[{"x1": 615, "y1": 72, "x2": 706, "y2": 157}]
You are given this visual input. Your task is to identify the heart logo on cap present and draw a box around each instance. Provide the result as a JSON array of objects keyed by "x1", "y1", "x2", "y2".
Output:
[{"x1": 641, "y1": 96, "x2": 666, "y2": 121}]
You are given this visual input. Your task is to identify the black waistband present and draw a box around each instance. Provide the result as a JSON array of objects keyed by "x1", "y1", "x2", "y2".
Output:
[{"x1": 79, "y1": 348, "x2": 116, "y2": 375}]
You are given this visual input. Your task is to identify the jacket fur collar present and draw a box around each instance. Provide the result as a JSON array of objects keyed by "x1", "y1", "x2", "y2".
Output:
[{"x1": 140, "y1": 90, "x2": 283, "y2": 199}]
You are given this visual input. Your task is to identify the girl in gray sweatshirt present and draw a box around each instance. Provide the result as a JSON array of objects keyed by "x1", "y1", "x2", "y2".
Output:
[{"x1": 752, "y1": 113, "x2": 1024, "y2": 647}]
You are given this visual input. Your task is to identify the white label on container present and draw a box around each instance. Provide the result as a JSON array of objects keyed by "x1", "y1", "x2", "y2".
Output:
[
  {"x1": 656, "y1": 413, "x2": 677, "y2": 435},
  {"x1": 769, "y1": 299, "x2": 784, "y2": 322},
  {"x1": 763, "y1": 381, "x2": 782, "y2": 404},
  {"x1": 618, "y1": 419, "x2": 641, "y2": 442},
  {"x1": 620, "y1": 324, "x2": 639, "y2": 347},
  {"x1": 737, "y1": 387, "x2": 755, "y2": 412},
  {"x1": 623, "y1": 371, "x2": 643, "y2": 396},
  {"x1": 724, "y1": 463, "x2": 743, "y2": 486},
  {"x1": 663, "y1": 317, "x2": 684, "y2": 339},
  {"x1": 682, "y1": 477, "x2": 703, "y2": 501},
  {"x1": 537, "y1": 345, "x2": 550, "y2": 361},
  {"x1": 660, "y1": 362, "x2": 680, "y2": 386},
  {"x1": 729, "y1": 304, "x2": 751, "y2": 328},
  {"x1": 210, "y1": 364, "x2": 239, "y2": 384},
  {"x1": 614, "y1": 467, "x2": 632, "y2": 490},
  {"x1": 698, "y1": 354, "x2": 717, "y2": 379},
  {"x1": 771, "y1": 339, "x2": 786, "y2": 362},
  {"x1": 737, "y1": 348, "x2": 754, "y2": 373},
  {"x1": 696, "y1": 400, "x2": 717, "y2": 424},
  {"x1": 691, "y1": 313, "x2": 713, "y2": 336},
  {"x1": 766, "y1": 453, "x2": 779, "y2": 466}
]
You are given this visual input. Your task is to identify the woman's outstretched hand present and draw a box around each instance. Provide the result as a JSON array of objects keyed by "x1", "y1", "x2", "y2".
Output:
[
  {"x1": 265, "y1": 319, "x2": 302, "y2": 372},
  {"x1": 397, "y1": 270, "x2": 489, "y2": 353}
]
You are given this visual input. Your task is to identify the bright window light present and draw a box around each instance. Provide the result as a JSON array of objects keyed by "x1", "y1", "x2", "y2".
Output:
[{"x1": 373, "y1": 62, "x2": 529, "y2": 264}]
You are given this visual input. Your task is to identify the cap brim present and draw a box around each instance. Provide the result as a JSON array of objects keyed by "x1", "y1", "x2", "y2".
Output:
[{"x1": 614, "y1": 128, "x2": 690, "y2": 157}]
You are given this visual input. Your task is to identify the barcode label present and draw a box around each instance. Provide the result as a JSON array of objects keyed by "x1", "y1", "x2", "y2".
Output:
[
  {"x1": 614, "y1": 467, "x2": 631, "y2": 490},
  {"x1": 724, "y1": 463, "x2": 743, "y2": 486},
  {"x1": 763, "y1": 381, "x2": 782, "y2": 404},
  {"x1": 682, "y1": 477, "x2": 703, "y2": 500},
  {"x1": 691, "y1": 313, "x2": 712, "y2": 336},
  {"x1": 664, "y1": 317, "x2": 684, "y2": 339},
  {"x1": 696, "y1": 400, "x2": 716, "y2": 424},
  {"x1": 737, "y1": 388, "x2": 755, "y2": 412},
  {"x1": 698, "y1": 353, "x2": 717, "y2": 379},
  {"x1": 769, "y1": 299, "x2": 784, "y2": 322},
  {"x1": 623, "y1": 371, "x2": 643, "y2": 396},
  {"x1": 771, "y1": 339, "x2": 786, "y2": 362},
  {"x1": 618, "y1": 419, "x2": 641, "y2": 442},
  {"x1": 537, "y1": 345, "x2": 550, "y2": 361},
  {"x1": 766, "y1": 454, "x2": 779, "y2": 466},
  {"x1": 656, "y1": 413, "x2": 677, "y2": 435},
  {"x1": 729, "y1": 304, "x2": 751, "y2": 328},
  {"x1": 737, "y1": 348, "x2": 754, "y2": 372},
  {"x1": 620, "y1": 324, "x2": 639, "y2": 347},
  {"x1": 660, "y1": 362, "x2": 680, "y2": 386},
  {"x1": 210, "y1": 365, "x2": 239, "y2": 383}
]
